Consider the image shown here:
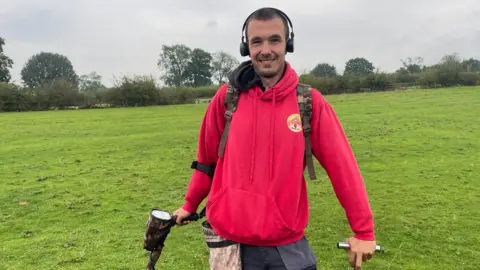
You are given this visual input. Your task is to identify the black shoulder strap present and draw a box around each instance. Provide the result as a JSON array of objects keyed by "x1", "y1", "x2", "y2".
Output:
[{"x1": 297, "y1": 83, "x2": 316, "y2": 180}]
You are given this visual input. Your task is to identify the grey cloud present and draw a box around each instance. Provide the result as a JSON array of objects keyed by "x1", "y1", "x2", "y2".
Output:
[
  {"x1": 1, "y1": 9, "x2": 75, "y2": 43},
  {"x1": 1, "y1": 0, "x2": 479, "y2": 86}
]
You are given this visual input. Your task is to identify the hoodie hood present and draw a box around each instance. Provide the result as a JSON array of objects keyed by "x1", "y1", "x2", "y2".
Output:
[{"x1": 228, "y1": 60, "x2": 299, "y2": 101}]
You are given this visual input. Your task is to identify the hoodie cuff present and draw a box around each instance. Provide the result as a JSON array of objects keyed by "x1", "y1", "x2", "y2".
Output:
[
  {"x1": 354, "y1": 231, "x2": 376, "y2": 241},
  {"x1": 182, "y1": 201, "x2": 198, "y2": 214}
]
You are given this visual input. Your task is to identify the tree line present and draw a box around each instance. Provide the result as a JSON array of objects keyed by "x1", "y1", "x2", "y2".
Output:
[
  {"x1": 1, "y1": 36, "x2": 479, "y2": 112},
  {"x1": 301, "y1": 55, "x2": 480, "y2": 95}
]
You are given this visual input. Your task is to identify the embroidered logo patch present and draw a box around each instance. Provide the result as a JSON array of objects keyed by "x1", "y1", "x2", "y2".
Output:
[{"x1": 287, "y1": 113, "x2": 302, "y2": 132}]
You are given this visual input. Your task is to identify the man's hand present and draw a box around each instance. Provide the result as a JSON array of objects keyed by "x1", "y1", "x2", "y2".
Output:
[
  {"x1": 172, "y1": 208, "x2": 193, "y2": 225},
  {"x1": 346, "y1": 237, "x2": 376, "y2": 269}
]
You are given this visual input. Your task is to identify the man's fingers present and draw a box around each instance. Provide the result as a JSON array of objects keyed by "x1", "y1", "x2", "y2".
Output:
[
  {"x1": 348, "y1": 250, "x2": 355, "y2": 266},
  {"x1": 355, "y1": 252, "x2": 363, "y2": 269},
  {"x1": 176, "y1": 217, "x2": 192, "y2": 226},
  {"x1": 363, "y1": 253, "x2": 373, "y2": 262},
  {"x1": 175, "y1": 215, "x2": 186, "y2": 225}
]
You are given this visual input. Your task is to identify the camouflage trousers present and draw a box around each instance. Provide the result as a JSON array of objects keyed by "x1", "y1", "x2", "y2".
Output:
[{"x1": 202, "y1": 221, "x2": 242, "y2": 270}]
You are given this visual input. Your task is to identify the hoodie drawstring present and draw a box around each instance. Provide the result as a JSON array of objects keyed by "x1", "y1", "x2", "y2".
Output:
[
  {"x1": 249, "y1": 91, "x2": 258, "y2": 183},
  {"x1": 269, "y1": 90, "x2": 276, "y2": 183}
]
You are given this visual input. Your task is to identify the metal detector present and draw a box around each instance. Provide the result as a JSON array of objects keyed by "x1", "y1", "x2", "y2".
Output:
[{"x1": 143, "y1": 208, "x2": 204, "y2": 270}]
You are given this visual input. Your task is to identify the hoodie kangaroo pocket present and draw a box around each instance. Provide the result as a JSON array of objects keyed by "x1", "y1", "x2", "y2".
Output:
[{"x1": 207, "y1": 187, "x2": 294, "y2": 243}]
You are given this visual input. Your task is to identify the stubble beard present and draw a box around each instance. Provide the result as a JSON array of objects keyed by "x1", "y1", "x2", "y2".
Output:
[{"x1": 253, "y1": 58, "x2": 284, "y2": 79}]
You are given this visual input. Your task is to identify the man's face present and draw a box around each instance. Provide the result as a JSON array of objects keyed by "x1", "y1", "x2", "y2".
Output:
[{"x1": 247, "y1": 17, "x2": 287, "y2": 78}]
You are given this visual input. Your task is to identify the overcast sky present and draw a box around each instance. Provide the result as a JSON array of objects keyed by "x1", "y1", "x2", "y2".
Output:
[{"x1": 1, "y1": 0, "x2": 479, "y2": 86}]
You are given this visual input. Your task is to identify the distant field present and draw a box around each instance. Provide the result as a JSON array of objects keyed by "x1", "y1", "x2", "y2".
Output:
[{"x1": 1, "y1": 86, "x2": 479, "y2": 270}]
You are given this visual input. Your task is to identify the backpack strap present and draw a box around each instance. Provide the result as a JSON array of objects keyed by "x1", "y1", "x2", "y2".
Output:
[
  {"x1": 297, "y1": 83, "x2": 316, "y2": 180},
  {"x1": 218, "y1": 83, "x2": 239, "y2": 157}
]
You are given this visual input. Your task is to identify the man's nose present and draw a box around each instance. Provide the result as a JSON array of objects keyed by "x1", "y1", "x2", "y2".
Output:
[{"x1": 259, "y1": 42, "x2": 272, "y2": 54}]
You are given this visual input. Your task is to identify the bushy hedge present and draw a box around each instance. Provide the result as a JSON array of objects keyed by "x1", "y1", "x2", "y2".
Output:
[
  {"x1": 299, "y1": 72, "x2": 396, "y2": 95},
  {"x1": 0, "y1": 75, "x2": 220, "y2": 112},
  {"x1": 299, "y1": 69, "x2": 480, "y2": 95},
  {"x1": 1, "y1": 69, "x2": 479, "y2": 113}
]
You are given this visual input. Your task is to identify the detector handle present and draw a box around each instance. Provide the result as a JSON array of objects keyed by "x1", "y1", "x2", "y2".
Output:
[
  {"x1": 337, "y1": 242, "x2": 384, "y2": 253},
  {"x1": 170, "y1": 212, "x2": 201, "y2": 225},
  {"x1": 181, "y1": 213, "x2": 200, "y2": 222}
]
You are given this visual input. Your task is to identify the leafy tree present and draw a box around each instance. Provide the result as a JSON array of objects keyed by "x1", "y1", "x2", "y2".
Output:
[
  {"x1": 157, "y1": 44, "x2": 192, "y2": 87},
  {"x1": 185, "y1": 48, "x2": 213, "y2": 87},
  {"x1": 21, "y1": 52, "x2": 78, "y2": 88},
  {"x1": 310, "y1": 63, "x2": 337, "y2": 77},
  {"x1": 401, "y1": 57, "x2": 424, "y2": 74},
  {"x1": 0, "y1": 37, "x2": 14, "y2": 83},
  {"x1": 394, "y1": 67, "x2": 418, "y2": 83},
  {"x1": 211, "y1": 51, "x2": 239, "y2": 85},
  {"x1": 344, "y1": 57, "x2": 375, "y2": 76},
  {"x1": 79, "y1": 72, "x2": 105, "y2": 93},
  {"x1": 461, "y1": 58, "x2": 480, "y2": 72},
  {"x1": 436, "y1": 53, "x2": 463, "y2": 86}
]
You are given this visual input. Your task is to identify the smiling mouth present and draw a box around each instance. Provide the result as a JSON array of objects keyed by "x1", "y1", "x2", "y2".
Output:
[{"x1": 260, "y1": 59, "x2": 275, "y2": 64}]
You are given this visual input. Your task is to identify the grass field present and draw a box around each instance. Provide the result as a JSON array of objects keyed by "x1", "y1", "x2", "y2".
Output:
[{"x1": 1, "y1": 86, "x2": 479, "y2": 270}]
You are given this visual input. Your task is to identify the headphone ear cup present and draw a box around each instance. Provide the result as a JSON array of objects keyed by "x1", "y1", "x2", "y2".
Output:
[
  {"x1": 239, "y1": 42, "x2": 249, "y2": 57},
  {"x1": 286, "y1": 38, "x2": 294, "y2": 53}
]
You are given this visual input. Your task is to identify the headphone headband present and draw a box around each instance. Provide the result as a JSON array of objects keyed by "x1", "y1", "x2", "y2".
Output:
[{"x1": 241, "y1": 7, "x2": 294, "y2": 42}]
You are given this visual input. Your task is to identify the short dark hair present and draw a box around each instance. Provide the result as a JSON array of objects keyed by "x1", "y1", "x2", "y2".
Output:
[{"x1": 244, "y1": 7, "x2": 290, "y2": 41}]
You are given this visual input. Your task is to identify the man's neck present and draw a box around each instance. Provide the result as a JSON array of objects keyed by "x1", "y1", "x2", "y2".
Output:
[{"x1": 260, "y1": 75, "x2": 282, "y2": 88}]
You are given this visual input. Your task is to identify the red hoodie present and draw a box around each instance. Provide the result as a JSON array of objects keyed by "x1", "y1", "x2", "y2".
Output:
[{"x1": 182, "y1": 61, "x2": 375, "y2": 246}]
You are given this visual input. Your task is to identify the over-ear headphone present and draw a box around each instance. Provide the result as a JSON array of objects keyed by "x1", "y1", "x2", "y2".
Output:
[{"x1": 239, "y1": 7, "x2": 295, "y2": 57}]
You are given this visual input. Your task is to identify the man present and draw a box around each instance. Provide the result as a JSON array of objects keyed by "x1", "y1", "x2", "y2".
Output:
[{"x1": 173, "y1": 7, "x2": 377, "y2": 269}]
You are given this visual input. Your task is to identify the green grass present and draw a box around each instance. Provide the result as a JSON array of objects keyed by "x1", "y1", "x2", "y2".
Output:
[{"x1": 1, "y1": 86, "x2": 479, "y2": 270}]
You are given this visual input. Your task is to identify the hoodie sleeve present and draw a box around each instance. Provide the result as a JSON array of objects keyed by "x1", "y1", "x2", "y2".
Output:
[
  {"x1": 309, "y1": 89, "x2": 375, "y2": 241},
  {"x1": 182, "y1": 84, "x2": 227, "y2": 214}
]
